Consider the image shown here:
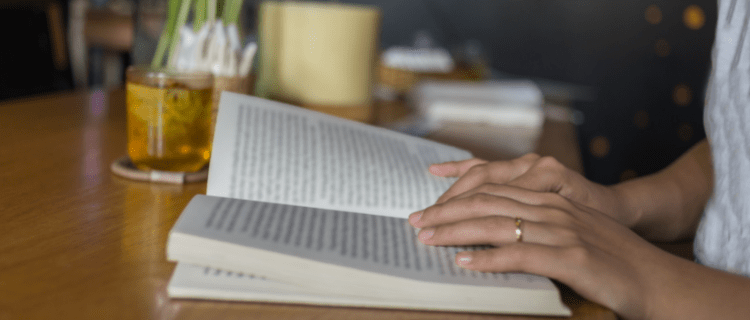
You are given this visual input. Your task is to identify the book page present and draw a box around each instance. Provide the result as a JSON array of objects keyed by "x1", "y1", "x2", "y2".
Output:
[
  {"x1": 168, "y1": 263, "x2": 468, "y2": 309},
  {"x1": 168, "y1": 262, "x2": 567, "y2": 315},
  {"x1": 169, "y1": 263, "x2": 330, "y2": 300},
  {"x1": 172, "y1": 195, "x2": 554, "y2": 291},
  {"x1": 207, "y1": 92, "x2": 472, "y2": 217}
]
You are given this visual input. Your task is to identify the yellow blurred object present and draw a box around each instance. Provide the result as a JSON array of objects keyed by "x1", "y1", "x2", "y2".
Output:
[
  {"x1": 126, "y1": 67, "x2": 213, "y2": 172},
  {"x1": 256, "y1": 1, "x2": 381, "y2": 122},
  {"x1": 378, "y1": 62, "x2": 488, "y2": 95}
]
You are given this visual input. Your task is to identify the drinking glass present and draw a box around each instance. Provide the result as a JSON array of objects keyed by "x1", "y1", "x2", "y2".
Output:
[{"x1": 126, "y1": 66, "x2": 213, "y2": 172}]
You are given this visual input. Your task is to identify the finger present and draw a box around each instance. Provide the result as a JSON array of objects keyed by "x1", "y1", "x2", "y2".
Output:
[
  {"x1": 456, "y1": 244, "x2": 634, "y2": 317},
  {"x1": 411, "y1": 193, "x2": 557, "y2": 229},
  {"x1": 454, "y1": 243, "x2": 575, "y2": 282},
  {"x1": 507, "y1": 164, "x2": 613, "y2": 219},
  {"x1": 448, "y1": 183, "x2": 573, "y2": 210},
  {"x1": 434, "y1": 167, "x2": 492, "y2": 205},
  {"x1": 505, "y1": 156, "x2": 569, "y2": 194},
  {"x1": 435, "y1": 154, "x2": 540, "y2": 204},
  {"x1": 417, "y1": 216, "x2": 570, "y2": 247},
  {"x1": 428, "y1": 158, "x2": 487, "y2": 177}
]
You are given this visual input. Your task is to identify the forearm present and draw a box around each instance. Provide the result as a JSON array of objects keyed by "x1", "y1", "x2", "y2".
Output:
[
  {"x1": 643, "y1": 251, "x2": 750, "y2": 320},
  {"x1": 612, "y1": 139, "x2": 713, "y2": 241}
]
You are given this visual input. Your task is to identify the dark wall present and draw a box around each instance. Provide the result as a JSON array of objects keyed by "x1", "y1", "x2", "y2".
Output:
[
  {"x1": 2, "y1": 0, "x2": 715, "y2": 185},
  {"x1": 345, "y1": 0, "x2": 716, "y2": 184},
  {"x1": 0, "y1": 2, "x2": 72, "y2": 101}
]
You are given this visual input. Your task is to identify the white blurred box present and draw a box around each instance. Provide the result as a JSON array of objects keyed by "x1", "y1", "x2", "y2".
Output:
[{"x1": 409, "y1": 80, "x2": 545, "y2": 158}]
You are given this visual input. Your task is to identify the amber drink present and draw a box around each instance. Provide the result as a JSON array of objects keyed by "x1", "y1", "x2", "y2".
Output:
[{"x1": 126, "y1": 66, "x2": 213, "y2": 172}]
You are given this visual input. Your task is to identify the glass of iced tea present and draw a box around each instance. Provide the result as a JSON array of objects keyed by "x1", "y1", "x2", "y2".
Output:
[{"x1": 126, "y1": 66, "x2": 213, "y2": 172}]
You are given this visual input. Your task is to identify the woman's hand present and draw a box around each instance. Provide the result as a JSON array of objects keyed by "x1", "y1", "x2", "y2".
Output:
[
  {"x1": 409, "y1": 184, "x2": 750, "y2": 320},
  {"x1": 409, "y1": 184, "x2": 653, "y2": 318},
  {"x1": 430, "y1": 155, "x2": 637, "y2": 227},
  {"x1": 432, "y1": 139, "x2": 714, "y2": 241}
]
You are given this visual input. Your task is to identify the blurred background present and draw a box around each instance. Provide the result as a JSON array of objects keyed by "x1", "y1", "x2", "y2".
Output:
[{"x1": 1, "y1": 0, "x2": 715, "y2": 185}]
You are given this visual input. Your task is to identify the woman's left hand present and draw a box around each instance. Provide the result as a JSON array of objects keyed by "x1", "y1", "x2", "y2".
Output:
[{"x1": 408, "y1": 183, "x2": 682, "y2": 320}]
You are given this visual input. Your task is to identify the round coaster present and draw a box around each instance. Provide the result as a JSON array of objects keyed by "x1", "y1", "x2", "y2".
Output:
[{"x1": 110, "y1": 156, "x2": 208, "y2": 184}]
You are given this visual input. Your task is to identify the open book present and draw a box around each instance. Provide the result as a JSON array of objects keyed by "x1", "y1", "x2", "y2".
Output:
[{"x1": 166, "y1": 92, "x2": 571, "y2": 316}]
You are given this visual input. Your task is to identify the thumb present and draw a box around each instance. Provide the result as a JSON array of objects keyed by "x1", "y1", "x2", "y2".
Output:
[{"x1": 429, "y1": 158, "x2": 487, "y2": 177}]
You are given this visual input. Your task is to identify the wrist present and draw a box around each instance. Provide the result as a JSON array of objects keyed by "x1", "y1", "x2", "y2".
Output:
[{"x1": 608, "y1": 181, "x2": 643, "y2": 228}]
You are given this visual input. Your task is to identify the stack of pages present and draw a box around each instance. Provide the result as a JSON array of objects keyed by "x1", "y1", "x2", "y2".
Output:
[{"x1": 166, "y1": 92, "x2": 571, "y2": 316}]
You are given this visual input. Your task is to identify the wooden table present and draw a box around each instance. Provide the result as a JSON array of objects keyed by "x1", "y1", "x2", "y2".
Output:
[{"x1": 0, "y1": 89, "x2": 613, "y2": 320}]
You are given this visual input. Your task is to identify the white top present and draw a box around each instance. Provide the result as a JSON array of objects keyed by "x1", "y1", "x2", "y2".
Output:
[{"x1": 694, "y1": 0, "x2": 750, "y2": 276}]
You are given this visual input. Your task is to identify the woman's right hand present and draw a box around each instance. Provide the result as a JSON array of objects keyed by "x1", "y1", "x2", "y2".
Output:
[
  {"x1": 410, "y1": 181, "x2": 750, "y2": 320},
  {"x1": 430, "y1": 154, "x2": 639, "y2": 228}
]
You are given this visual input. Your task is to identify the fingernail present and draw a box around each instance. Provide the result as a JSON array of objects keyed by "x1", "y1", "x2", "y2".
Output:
[
  {"x1": 418, "y1": 228, "x2": 434, "y2": 242},
  {"x1": 408, "y1": 211, "x2": 423, "y2": 225},
  {"x1": 456, "y1": 253, "x2": 472, "y2": 265}
]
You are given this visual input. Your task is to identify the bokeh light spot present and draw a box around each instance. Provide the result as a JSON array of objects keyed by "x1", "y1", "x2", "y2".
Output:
[
  {"x1": 634, "y1": 110, "x2": 650, "y2": 129},
  {"x1": 655, "y1": 38, "x2": 671, "y2": 57},
  {"x1": 678, "y1": 123, "x2": 694, "y2": 141},
  {"x1": 673, "y1": 84, "x2": 692, "y2": 106},
  {"x1": 645, "y1": 5, "x2": 663, "y2": 25},
  {"x1": 683, "y1": 5, "x2": 706, "y2": 30},
  {"x1": 620, "y1": 169, "x2": 638, "y2": 182},
  {"x1": 590, "y1": 136, "x2": 611, "y2": 158}
]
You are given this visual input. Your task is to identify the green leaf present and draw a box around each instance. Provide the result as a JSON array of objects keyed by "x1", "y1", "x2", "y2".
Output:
[
  {"x1": 166, "y1": 0, "x2": 194, "y2": 68},
  {"x1": 221, "y1": 0, "x2": 243, "y2": 26},
  {"x1": 151, "y1": 0, "x2": 182, "y2": 68},
  {"x1": 193, "y1": 0, "x2": 207, "y2": 32}
]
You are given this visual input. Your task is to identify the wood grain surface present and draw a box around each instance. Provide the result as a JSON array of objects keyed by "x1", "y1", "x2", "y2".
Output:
[{"x1": 0, "y1": 89, "x2": 613, "y2": 320}]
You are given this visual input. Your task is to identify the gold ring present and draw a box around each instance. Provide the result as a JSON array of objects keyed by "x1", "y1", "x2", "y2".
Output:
[{"x1": 515, "y1": 218, "x2": 523, "y2": 242}]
